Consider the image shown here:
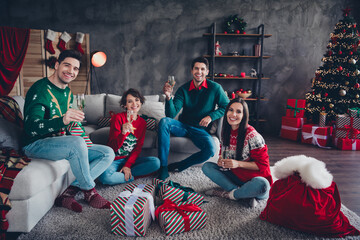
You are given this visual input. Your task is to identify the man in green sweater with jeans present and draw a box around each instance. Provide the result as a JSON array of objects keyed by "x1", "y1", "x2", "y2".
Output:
[
  {"x1": 23, "y1": 50, "x2": 114, "y2": 212},
  {"x1": 158, "y1": 57, "x2": 229, "y2": 180}
]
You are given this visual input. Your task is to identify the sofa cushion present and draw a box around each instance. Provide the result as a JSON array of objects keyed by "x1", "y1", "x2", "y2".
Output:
[
  {"x1": 0, "y1": 118, "x2": 22, "y2": 151},
  {"x1": 84, "y1": 94, "x2": 106, "y2": 125},
  {"x1": 138, "y1": 101, "x2": 165, "y2": 122},
  {"x1": 9, "y1": 158, "x2": 72, "y2": 200},
  {"x1": 105, "y1": 94, "x2": 122, "y2": 117}
]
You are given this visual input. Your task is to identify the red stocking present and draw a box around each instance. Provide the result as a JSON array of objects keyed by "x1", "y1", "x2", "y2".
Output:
[
  {"x1": 45, "y1": 29, "x2": 56, "y2": 54},
  {"x1": 57, "y1": 31, "x2": 71, "y2": 52},
  {"x1": 75, "y1": 32, "x2": 85, "y2": 55}
]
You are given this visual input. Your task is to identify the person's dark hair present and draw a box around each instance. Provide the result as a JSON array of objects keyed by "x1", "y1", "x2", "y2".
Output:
[
  {"x1": 191, "y1": 57, "x2": 209, "y2": 70},
  {"x1": 120, "y1": 88, "x2": 146, "y2": 108},
  {"x1": 57, "y1": 50, "x2": 82, "y2": 66},
  {"x1": 221, "y1": 97, "x2": 249, "y2": 160}
]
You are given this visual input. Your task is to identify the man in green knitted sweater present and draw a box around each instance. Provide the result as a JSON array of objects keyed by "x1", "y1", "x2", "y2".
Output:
[
  {"x1": 158, "y1": 57, "x2": 229, "y2": 180},
  {"x1": 22, "y1": 50, "x2": 114, "y2": 212}
]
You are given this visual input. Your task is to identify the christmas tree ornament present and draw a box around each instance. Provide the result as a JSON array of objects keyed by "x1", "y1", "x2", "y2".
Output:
[
  {"x1": 307, "y1": 103, "x2": 311, "y2": 107},
  {"x1": 324, "y1": 93, "x2": 329, "y2": 97},
  {"x1": 337, "y1": 66, "x2": 343, "y2": 71},
  {"x1": 356, "y1": 94, "x2": 360, "y2": 99},
  {"x1": 329, "y1": 103, "x2": 334, "y2": 108},
  {"x1": 354, "y1": 83, "x2": 360, "y2": 89},
  {"x1": 349, "y1": 51, "x2": 353, "y2": 55},
  {"x1": 57, "y1": 31, "x2": 71, "y2": 52},
  {"x1": 45, "y1": 29, "x2": 56, "y2": 54},
  {"x1": 345, "y1": 81, "x2": 349, "y2": 85},
  {"x1": 356, "y1": 69, "x2": 360, "y2": 75},
  {"x1": 349, "y1": 58, "x2": 356, "y2": 64},
  {"x1": 75, "y1": 32, "x2": 85, "y2": 55},
  {"x1": 339, "y1": 89, "x2": 347, "y2": 96},
  {"x1": 338, "y1": 50, "x2": 342, "y2": 55}
]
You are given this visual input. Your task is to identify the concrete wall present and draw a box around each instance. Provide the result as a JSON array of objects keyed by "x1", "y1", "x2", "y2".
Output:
[{"x1": 1, "y1": 0, "x2": 357, "y2": 134}]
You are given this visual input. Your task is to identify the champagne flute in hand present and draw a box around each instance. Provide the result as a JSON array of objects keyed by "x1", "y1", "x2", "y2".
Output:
[
  {"x1": 220, "y1": 146, "x2": 230, "y2": 171},
  {"x1": 168, "y1": 75, "x2": 176, "y2": 87},
  {"x1": 77, "y1": 94, "x2": 85, "y2": 111}
]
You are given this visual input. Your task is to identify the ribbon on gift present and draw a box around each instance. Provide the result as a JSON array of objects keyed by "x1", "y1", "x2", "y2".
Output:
[
  {"x1": 281, "y1": 125, "x2": 301, "y2": 131},
  {"x1": 348, "y1": 108, "x2": 360, "y2": 118},
  {"x1": 337, "y1": 117, "x2": 360, "y2": 139},
  {"x1": 118, "y1": 184, "x2": 155, "y2": 236},
  {"x1": 302, "y1": 126, "x2": 331, "y2": 149},
  {"x1": 286, "y1": 100, "x2": 305, "y2": 117},
  {"x1": 155, "y1": 199, "x2": 202, "y2": 232},
  {"x1": 157, "y1": 180, "x2": 195, "y2": 202}
]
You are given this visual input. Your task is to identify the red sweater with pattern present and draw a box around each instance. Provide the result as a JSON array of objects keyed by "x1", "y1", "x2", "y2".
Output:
[
  {"x1": 228, "y1": 125, "x2": 273, "y2": 185},
  {"x1": 107, "y1": 112, "x2": 146, "y2": 168}
]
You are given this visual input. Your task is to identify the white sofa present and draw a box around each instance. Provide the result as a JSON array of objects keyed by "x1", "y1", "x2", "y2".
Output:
[{"x1": 3, "y1": 94, "x2": 221, "y2": 233}]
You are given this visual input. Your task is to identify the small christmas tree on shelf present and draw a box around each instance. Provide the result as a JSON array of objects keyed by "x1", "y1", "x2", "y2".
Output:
[{"x1": 305, "y1": 7, "x2": 360, "y2": 124}]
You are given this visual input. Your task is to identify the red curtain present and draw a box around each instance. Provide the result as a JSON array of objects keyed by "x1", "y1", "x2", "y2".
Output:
[{"x1": 0, "y1": 26, "x2": 30, "y2": 96}]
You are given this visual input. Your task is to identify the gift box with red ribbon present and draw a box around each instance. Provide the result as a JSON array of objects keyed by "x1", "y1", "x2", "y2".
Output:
[
  {"x1": 156, "y1": 199, "x2": 207, "y2": 236},
  {"x1": 152, "y1": 178, "x2": 204, "y2": 206},
  {"x1": 280, "y1": 116, "x2": 306, "y2": 141},
  {"x1": 301, "y1": 124, "x2": 332, "y2": 148},
  {"x1": 110, "y1": 183, "x2": 156, "y2": 237},
  {"x1": 286, "y1": 99, "x2": 306, "y2": 118},
  {"x1": 348, "y1": 108, "x2": 360, "y2": 118},
  {"x1": 333, "y1": 137, "x2": 360, "y2": 151},
  {"x1": 334, "y1": 114, "x2": 360, "y2": 139}
]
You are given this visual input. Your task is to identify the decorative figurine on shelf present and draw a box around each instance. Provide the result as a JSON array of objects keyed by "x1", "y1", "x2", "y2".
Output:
[
  {"x1": 215, "y1": 41, "x2": 222, "y2": 56},
  {"x1": 250, "y1": 68, "x2": 257, "y2": 78}
]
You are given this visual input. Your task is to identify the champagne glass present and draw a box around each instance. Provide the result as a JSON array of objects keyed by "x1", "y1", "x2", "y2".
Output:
[
  {"x1": 76, "y1": 94, "x2": 85, "y2": 111},
  {"x1": 168, "y1": 75, "x2": 176, "y2": 87},
  {"x1": 127, "y1": 110, "x2": 134, "y2": 123},
  {"x1": 220, "y1": 146, "x2": 230, "y2": 171}
]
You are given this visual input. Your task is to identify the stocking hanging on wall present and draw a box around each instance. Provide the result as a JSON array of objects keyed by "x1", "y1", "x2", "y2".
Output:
[
  {"x1": 45, "y1": 29, "x2": 56, "y2": 54},
  {"x1": 57, "y1": 31, "x2": 71, "y2": 52},
  {"x1": 75, "y1": 32, "x2": 85, "y2": 55}
]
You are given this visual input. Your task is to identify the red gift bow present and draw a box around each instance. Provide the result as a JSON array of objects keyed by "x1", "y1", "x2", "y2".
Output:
[{"x1": 155, "y1": 199, "x2": 202, "y2": 232}]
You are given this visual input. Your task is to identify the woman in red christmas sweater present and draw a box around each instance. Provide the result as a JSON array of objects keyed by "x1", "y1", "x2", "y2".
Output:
[
  {"x1": 98, "y1": 88, "x2": 160, "y2": 185},
  {"x1": 202, "y1": 97, "x2": 272, "y2": 207}
]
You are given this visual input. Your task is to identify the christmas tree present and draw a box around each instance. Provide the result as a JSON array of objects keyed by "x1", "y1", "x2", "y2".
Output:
[{"x1": 305, "y1": 7, "x2": 360, "y2": 124}]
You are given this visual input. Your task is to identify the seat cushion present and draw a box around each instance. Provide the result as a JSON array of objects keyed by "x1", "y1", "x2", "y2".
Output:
[
  {"x1": 9, "y1": 158, "x2": 72, "y2": 200},
  {"x1": 84, "y1": 94, "x2": 106, "y2": 125}
]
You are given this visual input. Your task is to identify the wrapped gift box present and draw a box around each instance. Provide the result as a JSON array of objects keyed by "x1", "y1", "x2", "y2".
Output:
[
  {"x1": 319, "y1": 112, "x2": 327, "y2": 127},
  {"x1": 348, "y1": 108, "x2": 360, "y2": 118},
  {"x1": 333, "y1": 137, "x2": 360, "y2": 151},
  {"x1": 110, "y1": 183, "x2": 155, "y2": 237},
  {"x1": 152, "y1": 178, "x2": 204, "y2": 206},
  {"x1": 335, "y1": 114, "x2": 360, "y2": 139},
  {"x1": 280, "y1": 117, "x2": 306, "y2": 141},
  {"x1": 286, "y1": 99, "x2": 306, "y2": 118},
  {"x1": 301, "y1": 124, "x2": 332, "y2": 148},
  {"x1": 156, "y1": 199, "x2": 207, "y2": 236}
]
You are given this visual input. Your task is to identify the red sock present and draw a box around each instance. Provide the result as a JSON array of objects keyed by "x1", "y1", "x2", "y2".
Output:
[
  {"x1": 83, "y1": 188, "x2": 111, "y2": 209},
  {"x1": 75, "y1": 32, "x2": 85, "y2": 55},
  {"x1": 57, "y1": 31, "x2": 71, "y2": 52},
  {"x1": 45, "y1": 29, "x2": 56, "y2": 54},
  {"x1": 55, "y1": 186, "x2": 82, "y2": 212}
]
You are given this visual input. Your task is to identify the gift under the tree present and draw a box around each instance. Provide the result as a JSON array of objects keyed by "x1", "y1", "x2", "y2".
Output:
[
  {"x1": 280, "y1": 116, "x2": 306, "y2": 141},
  {"x1": 348, "y1": 108, "x2": 360, "y2": 118},
  {"x1": 110, "y1": 183, "x2": 155, "y2": 237},
  {"x1": 286, "y1": 99, "x2": 306, "y2": 118},
  {"x1": 152, "y1": 178, "x2": 204, "y2": 206},
  {"x1": 333, "y1": 137, "x2": 360, "y2": 151},
  {"x1": 319, "y1": 112, "x2": 327, "y2": 127},
  {"x1": 155, "y1": 199, "x2": 207, "y2": 236},
  {"x1": 301, "y1": 124, "x2": 332, "y2": 148},
  {"x1": 334, "y1": 114, "x2": 360, "y2": 139}
]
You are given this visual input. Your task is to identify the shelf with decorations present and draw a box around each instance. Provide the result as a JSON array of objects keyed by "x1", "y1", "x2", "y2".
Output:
[{"x1": 202, "y1": 17, "x2": 271, "y2": 127}]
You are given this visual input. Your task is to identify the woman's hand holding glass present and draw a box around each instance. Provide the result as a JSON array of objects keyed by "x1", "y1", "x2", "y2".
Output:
[{"x1": 122, "y1": 110, "x2": 135, "y2": 134}]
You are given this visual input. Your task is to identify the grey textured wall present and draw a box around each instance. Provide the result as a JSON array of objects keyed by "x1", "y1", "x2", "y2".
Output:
[{"x1": 1, "y1": 0, "x2": 358, "y2": 134}]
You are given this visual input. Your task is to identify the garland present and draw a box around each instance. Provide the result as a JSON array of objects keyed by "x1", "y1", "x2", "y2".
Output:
[{"x1": 224, "y1": 15, "x2": 247, "y2": 34}]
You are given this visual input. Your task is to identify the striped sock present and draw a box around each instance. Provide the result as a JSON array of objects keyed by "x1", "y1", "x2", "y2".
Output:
[
  {"x1": 83, "y1": 188, "x2": 111, "y2": 209},
  {"x1": 55, "y1": 186, "x2": 82, "y2": 212}
]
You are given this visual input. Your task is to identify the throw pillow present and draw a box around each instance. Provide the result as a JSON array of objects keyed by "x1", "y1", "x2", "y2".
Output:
[
  {"x1": 141, "y1": 114, "x2": 157, "y2": 131},
  {"x1": 98, "y1": 117, "x2": 111, "y2": 128}
]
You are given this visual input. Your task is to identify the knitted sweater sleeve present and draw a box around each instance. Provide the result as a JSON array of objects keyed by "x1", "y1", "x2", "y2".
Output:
[
  {"x1": 165, "y1": 86, "x2": 185, "y2": 118},
  {"x1": 107, "y1": 113, "x2": 128, "y2": 153}
]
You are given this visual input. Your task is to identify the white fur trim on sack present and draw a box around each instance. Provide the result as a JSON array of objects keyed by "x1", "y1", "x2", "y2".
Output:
[{"x1": 273, "y1": 155, "x2": 333, "y2": 189}]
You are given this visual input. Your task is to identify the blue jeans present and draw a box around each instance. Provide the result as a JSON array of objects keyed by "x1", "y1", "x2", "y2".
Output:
[
  {"x1": 98, "y1": 156, "x2": 160, "y2": 185},
  {"x1": 158, "y1": 117, "x2": 216, "y2": 171},
  {"x1": 23, "y1": 135, "x2": 114, "y2": 190},
  {"x1": 202, "y1": 162, "x2": 270, "y2": 200}
]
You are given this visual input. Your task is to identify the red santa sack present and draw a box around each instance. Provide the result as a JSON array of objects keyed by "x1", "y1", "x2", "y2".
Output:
[{"x1": 260, "y1": 155, "x2": 360, "y2": 238}]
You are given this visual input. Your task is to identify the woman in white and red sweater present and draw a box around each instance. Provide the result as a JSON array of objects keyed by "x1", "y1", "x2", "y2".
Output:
[
  {"x1": 98, "y1": 88, "x2": 160, "y2": 185},
  {"x1": 202, "y1": 98, "x2": 272, "y2": 207}
]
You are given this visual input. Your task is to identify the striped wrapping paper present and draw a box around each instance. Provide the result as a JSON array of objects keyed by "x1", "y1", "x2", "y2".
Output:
[
  {"x1": 152, "y1": 178, "x2": 204, "y2": 206},
  {"x1": 66, "y1": 122, "x2": 93, "y2": 147},
  {"x1": 110, "y1": 183, "x2": 155, "y2": 237},
  {"x1": 157, "y1": 200, "x2": 207, "y2": 236},
  {"x1": 335, "y1": 114, "x2": 360, "y2": 139}
]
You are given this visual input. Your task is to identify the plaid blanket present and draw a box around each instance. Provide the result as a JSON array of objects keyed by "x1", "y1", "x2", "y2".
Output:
[{"x1": 0, "y1": 96, "x2": 30, "y2": 238}]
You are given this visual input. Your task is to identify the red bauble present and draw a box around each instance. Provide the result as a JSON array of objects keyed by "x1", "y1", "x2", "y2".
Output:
[
  {"x1": 338, "y1": 50, "x2": 342, "y2": 55},
  {"x1": 328, "y1": 50, "x2": 333, "y2": 56},
  {"x1": 347, "y1": 73, "x2": 350, "y2": 77},
  {"x1": 312, "y1": 91, "x2": 315, "y2": 95},
  {"x1": 324, "y1": 93, "x2": 328, "y2": 97},
  {"x1": 354, "y1": 24, "x2": 357, "y2": 28},
  {"x1": 236, "y1": 30, "x2": 240, "y2": 34},
  {"x1": 355, "y1": 83, "x2": 360, "y2": 89},
  {"x1": 338, "y1": 66, "x2": 343, "y2": 71},
  {"x1": 350, "y1": 51, "x2": 353, "y2": 55},
  {"x1": 343, "y1": 29, "x2": 346, "y2": 33},
  {"x1": 321, "y1": 107, "x2": 325, "y2": 111},
  {"x1": 319, "y1": 77, "x2": 322, "y2": 81}
]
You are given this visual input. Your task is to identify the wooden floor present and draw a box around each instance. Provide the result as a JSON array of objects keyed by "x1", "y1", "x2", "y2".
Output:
[{"x1": 264, "y1": 135, "x2": 360, "y2": 216}]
